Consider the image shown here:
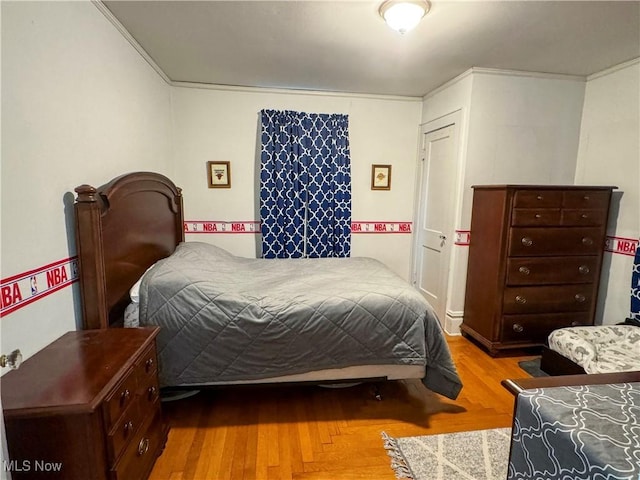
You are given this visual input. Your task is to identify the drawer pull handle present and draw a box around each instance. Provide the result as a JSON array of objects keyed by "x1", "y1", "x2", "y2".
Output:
[
  {"x1": 582, "y1": 237, "x2": 594, "y2": 246},
  {"x1": 536, "y1": 195, "x2": 543, "y2": 200},
  {"x1": 571, "y1": 321, "x2": 581, "y2": 327},
  {"x1": 145, "y1": 358, "x2": 154, "y2": 373},
  {"x1": 137, "y1": 438, "x2": 150, "y2": 457},
  {"x1": 521, "y1": 237, "x2": 533, "y2": 247},
  {"x1": 512, "y1": 323, "x2": 524, "y2": 333},
  {"x1": 148, "y1": 386, "x2": 158, "y2": 401},
  {"x1": 584, "y1": 195, "x2": 590, "y2": 201},
  {"x1": 120, "y1": 389, "x2": 131, "y2": 406},
  {"x1": 515, "y1": 295, "x2": 527, "y2": 304},
  {"x1": 581, "y1": 213, "x2": 589, "y2": 219},
  {"x1": 534, "y1": 213, "x2": 542, "y2": 219},
  {"x1": 574, "y1": 294, "x2": 586, "y2": 303},
  {"x1": 578, "y1": 265, "x2": 590, "y2": 275},
  {"x1": 518, "y1": 266, "x2": 531, "y2": 275},
  {"x1": 124, "y1": 421, "x2": 134, "y2": 437}
]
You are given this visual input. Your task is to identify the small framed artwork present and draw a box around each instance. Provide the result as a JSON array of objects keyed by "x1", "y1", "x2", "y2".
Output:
[
  {"x1": 371, "y1": 164, "x2": 392, "y2": 190},
  {"x1": 207, "y1": 161, "x2": 231, "y2": 188}
]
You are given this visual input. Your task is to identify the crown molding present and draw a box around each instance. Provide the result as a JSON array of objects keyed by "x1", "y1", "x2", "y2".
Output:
[
  {"x1": 422, "y1": 68, "x2": 475, "y2": 100},
  {"x1": 423, "y1": 67, "x2": 586, "y2": 100},
  {"x1": 470, "y1": 67, "x2": 585, "y2": 82},
  {"x1": 587, "y1": 57, "x2": 640, "y2": 82},
  {"x1": 92, "y1": 1, "x2": 171, "y2": 85},
  {"x1": 171, "y1": 81, "x2": 423, "y2": 102}
]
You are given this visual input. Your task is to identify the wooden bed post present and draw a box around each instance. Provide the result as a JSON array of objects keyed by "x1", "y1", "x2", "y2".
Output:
[{"x1": 74, "y1": 184, "x2": 109, "y2": 330}]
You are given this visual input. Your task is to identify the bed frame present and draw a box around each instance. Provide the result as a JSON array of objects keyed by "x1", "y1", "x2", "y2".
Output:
[
  {"x1": 539, "y1": 346, "x2": 587, "y2": 376},
  {"x1": 74, "y1": 171, "x2": 427, "y2": 390},
  {"x1": 74, "y1": 172, "x2": 184, "y2": 330}
]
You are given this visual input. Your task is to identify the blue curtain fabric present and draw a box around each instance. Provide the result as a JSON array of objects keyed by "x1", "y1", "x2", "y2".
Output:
[{"x1": 260, "y1": 109, "x2": 351, "y2": 258}]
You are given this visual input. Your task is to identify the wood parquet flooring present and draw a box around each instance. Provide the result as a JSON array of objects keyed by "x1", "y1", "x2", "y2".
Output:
[{"x1": 149, "y1": 335, "x2": 538, "y2": 480}]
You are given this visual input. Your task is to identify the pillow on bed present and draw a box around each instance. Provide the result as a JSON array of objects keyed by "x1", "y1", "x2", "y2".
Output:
[{"x1": 129, "y1": 264, "x2": 156, "y2": 304}]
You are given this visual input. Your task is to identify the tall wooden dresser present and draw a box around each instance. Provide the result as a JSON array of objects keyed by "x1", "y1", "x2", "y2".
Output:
[
  {"x1": 2, "y1": 327, "x2": 167, "y2": 479},
  {"x1": 461, "y1": 185, "x2": 616, "y2": 355}
]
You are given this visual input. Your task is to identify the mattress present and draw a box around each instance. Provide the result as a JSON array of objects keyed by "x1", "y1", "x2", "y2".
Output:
[{"x1": 138, "y1": 242, "x2": 462, "y2": 399}]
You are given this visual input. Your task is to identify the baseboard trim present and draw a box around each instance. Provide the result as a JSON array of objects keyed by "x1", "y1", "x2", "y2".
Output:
[{"x1": 444, "y1": 311, "x2": 464, "y2": 336}]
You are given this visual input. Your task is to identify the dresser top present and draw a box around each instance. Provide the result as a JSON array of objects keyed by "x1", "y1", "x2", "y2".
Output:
[
  {"x1": 471, "y1": 184, "x2": 617, "y2": 191},
  {"x1": 1, "y1": 327, "x2": 159, "y2": 417}
]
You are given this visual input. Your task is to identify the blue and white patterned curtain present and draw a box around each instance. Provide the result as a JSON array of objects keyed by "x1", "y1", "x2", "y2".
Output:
[{"x1": 260, "y1": 109, "x2": 351, "y2": 258}]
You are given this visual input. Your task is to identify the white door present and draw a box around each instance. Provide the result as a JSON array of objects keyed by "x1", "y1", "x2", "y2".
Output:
[{"x1": 413, "y1": 125, "x2": 457, "y2": 324}]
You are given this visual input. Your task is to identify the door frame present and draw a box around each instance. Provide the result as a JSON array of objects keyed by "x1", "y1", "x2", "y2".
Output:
[{"x1": 411, "y1": 110, "x2": 464, "y2": 332}]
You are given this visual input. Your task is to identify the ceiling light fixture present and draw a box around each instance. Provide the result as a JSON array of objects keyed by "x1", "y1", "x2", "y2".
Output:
[{"x1": 379, "y1": 0, "x2": 430, "y2": 35}]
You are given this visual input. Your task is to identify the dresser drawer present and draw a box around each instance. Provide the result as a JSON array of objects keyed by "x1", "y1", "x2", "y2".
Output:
[
  {"x1": 508, "y1": 227, "x2": 604, "y2": 256},
  {"x1": 137, "y1": 344, "x2": 158, "y2": 379},
  {"x1": 511, "y1": 208, "x2": 561, "y2": 226},
  {"x1": 513, "y1": 190, "x2": 562, "y2": 208},
  {"x1": 503, "y1": 285, "x2": 595, "y2": 314},
  {"x1": 562, "y1": 190, "x2": 611, "y2": 209},
  {"x1": 111, "y1": 408, "x2": 164, "y2": 480},
  {"x1": 107, "y1": 399, "x2": 143, "y2": 464},
  {"x1": 506, "y1": 257, "x2": 598, "y2": 285},
  {"x1": 501, "y1": 313, "x2": 592, "y2": 343},
  {"x1": 560, "y1": 209, "x2": 608, "y2": 226},
  {"x1": 104, "y1": 369, "x2": 138, "y2": 430}
]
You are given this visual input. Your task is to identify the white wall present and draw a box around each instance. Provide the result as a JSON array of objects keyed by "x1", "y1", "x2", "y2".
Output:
[
  {"x1": 464, "y1": 71, "x2": 585, "y2": 217},
  {"x1": 171, "y1": 85, "x2": 422, "y2": 279},
  {"x1": 575, "y1": 60, "x2": 640, "y2": 324},
  {"x1": 420, "y1": 70, "x2": 587, "y2": 333},
  {"x1": 1, "y1": 1, "x2": 173, "y2": 363}
]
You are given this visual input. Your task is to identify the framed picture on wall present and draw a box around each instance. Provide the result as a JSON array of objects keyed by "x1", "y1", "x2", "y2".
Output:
[
  {"x1": 371, "y1": 164, "x2": 392, "y2": 190},
  {"x1": 207, "y1": 161, "x2": 231, "y2": 188}
]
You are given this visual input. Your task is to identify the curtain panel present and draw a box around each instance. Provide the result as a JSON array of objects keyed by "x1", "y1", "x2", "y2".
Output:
[{"x1": 260, "y1": 109, "x2": 352, "y2": 258}]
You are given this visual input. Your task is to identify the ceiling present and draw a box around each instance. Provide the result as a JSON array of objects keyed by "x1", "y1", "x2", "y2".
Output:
[{"x1": 103, "y1": 0, "x2": 640, "y2": 97}]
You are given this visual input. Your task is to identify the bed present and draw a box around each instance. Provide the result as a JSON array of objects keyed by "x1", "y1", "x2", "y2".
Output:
[
  {"x1": 540, "y1": 324, "x2": 640, "y2": 375},
  {"x1": 74, "y1": 171, "x2": 462, "y2": 400}
]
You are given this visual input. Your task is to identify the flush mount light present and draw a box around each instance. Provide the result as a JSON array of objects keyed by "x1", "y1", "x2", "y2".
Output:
[{"x1": 379, "y1": 0, "x2": 430, "y2": 35}]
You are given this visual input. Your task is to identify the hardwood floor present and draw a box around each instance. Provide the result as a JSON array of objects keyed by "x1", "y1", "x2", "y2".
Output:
[{"x1": 149, "y1": 335, "x2": 538, "y2": 480}]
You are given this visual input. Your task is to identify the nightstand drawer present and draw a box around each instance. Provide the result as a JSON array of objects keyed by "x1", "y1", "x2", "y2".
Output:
[
  {"x1": 111, "y1": 409, "x2": 165, "y2": 480},
  {"x1": 136, "y1": 344, "x2": 158, "y2": 387},
  {"x1": 506, "y1": 257, "x2": 598, "y2": 285},
  {"x1": 104, "y1": 369, "x2": 138, "y2": 430},
  {"x1": 503, "y1": 285, "x2": 595, "y2": 314},
  {"x1": 107, "y1": 399, "x2": 143, "y2": 464}
]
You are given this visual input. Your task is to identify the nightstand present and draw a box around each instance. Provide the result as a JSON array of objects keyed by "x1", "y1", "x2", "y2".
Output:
[{"x1": 2, "y1": 327, "x2": 168, "y2": 479}]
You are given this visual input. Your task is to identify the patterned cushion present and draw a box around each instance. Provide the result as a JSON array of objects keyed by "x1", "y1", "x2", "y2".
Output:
[{"x1": 548, "y1": 326, "x2": 640, "y2": 374}]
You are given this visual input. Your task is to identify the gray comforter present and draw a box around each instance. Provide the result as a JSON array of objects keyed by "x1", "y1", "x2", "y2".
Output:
[{"x1": 139, "y1": 242, "x2": 462, "y2": 399}]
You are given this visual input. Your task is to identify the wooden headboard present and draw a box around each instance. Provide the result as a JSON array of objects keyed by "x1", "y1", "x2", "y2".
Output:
[{"x1": 74, "y1": 172, "x2": 184, "y2": 329}]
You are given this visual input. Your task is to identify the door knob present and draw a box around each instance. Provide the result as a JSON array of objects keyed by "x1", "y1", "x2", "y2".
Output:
[{"x1": 0, "y1": 349, "x2": 22, "y2": 370}]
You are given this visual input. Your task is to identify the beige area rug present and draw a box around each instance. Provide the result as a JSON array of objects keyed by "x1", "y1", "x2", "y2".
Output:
[{"x1": 382, "y1": 428, "x2": 511, "y2": 480}]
